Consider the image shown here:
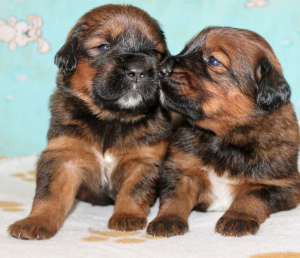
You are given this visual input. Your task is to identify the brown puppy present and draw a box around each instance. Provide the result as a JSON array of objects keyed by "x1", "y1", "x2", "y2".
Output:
[
  {"x1": 8, "y1": 4, "x2": 171, "y2": 240},
  {"x1": 147, "y1": 27, "x2": 300, "y2": 237}
]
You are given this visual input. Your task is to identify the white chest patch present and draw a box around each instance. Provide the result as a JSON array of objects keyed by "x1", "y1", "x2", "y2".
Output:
[
  {"x1": 117, "y1": 91, "x2": 143, "y2": 109},
  {"x1": 93, "y1": 149, "x2": 118, "y2": 187},
  {"x1": 159, "y1": 89, "x2": 165, "y2": 105},
  {"x1": 206, "y1": 170, "x2": 238, "y2": 212}
]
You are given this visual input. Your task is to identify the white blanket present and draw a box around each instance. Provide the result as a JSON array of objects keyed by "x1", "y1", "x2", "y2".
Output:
[{"x1": 1, "y1": 155, "x2": 300, "y2": 258}]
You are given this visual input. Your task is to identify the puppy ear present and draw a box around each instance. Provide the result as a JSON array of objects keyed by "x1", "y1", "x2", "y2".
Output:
[
  {"x1": 256, "y1": 57, "x2": 290, "y2": 111},
  {"x1": 54, "y1": 35, "x2": 79, "y2": 74}
]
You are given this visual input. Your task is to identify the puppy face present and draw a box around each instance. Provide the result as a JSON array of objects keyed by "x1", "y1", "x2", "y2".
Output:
[
  {"x1": 160, "y1": 27, "x2": 290, "y2": 134},
  {"x1": 55, "y1": 4, "x2": 168, "y2": 115}
]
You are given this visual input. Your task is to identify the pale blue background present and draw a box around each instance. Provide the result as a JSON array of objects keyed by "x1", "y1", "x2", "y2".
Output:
[{"x1": 1, "y1": 0, "x2": 300, "y2": 156}]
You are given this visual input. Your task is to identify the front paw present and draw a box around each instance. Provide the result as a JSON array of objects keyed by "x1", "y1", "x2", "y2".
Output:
[
  {"x1": 147, "y1": 215, "x2": 188, "y2": 237},
  {"x1": 215, "y1": 212, "x2": 260, "y2": 237},
  {"x1": 8, "y1": 217, "x2": 58, "y2": 240},
  {"x1": 108, "y1": 213, "x2": 147, "y2": 231}
]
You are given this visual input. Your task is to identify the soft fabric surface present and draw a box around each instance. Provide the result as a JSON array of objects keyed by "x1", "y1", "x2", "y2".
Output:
[{"x1": 1, "y1": 155, "x2": 300, "y2": 258}]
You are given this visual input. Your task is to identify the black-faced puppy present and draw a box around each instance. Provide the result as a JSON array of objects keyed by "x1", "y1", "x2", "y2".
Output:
[
  {"x1": 8, "y1": 4, "x2": 171, "y2": 240},
  {"x1": 147, "y1": 27, "x2": 300, "y2": 237}
]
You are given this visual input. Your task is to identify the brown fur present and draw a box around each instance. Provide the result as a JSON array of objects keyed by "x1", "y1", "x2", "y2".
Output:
[
  {"x1": 147, "y1": 27, "x2": 300, "y2": 237},
  {"x1": 8, "y1": 4, "x2": 171, "y2": 240}
]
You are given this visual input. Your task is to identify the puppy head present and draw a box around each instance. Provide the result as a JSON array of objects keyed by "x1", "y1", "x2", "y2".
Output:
[
  {"x1": 54, "y1": 5, "x2": 168, "y2": 115},
  {"x1": 160, "y1": 27, "x2": 291, "y2": 134}
]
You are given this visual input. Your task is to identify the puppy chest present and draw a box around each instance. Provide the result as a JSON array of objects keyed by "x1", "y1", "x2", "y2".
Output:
[
  {"x1": 206, "y1": 170, "x2": 237, "y2": 212},
  {"x1": 93, "y1": 149, "x2": 118, "y2": 187}
]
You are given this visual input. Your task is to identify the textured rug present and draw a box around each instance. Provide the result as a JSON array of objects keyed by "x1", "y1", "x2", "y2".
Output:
[{"x1": 1, "y1": 155, "x2": 300, "y2": 258}]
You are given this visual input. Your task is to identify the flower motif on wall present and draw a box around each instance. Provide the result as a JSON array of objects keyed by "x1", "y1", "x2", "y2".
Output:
[
  {"x1": 0, "y1": 15, "x2": 50, "y2": 54},
  {"x1": 245, "y1": 0, "x2": 269, "y2": 8}
]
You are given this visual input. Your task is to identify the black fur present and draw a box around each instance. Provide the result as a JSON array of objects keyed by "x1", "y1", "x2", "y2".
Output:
[{"x1": 256, "y1": 57, "x2": 291, "y2": 111}]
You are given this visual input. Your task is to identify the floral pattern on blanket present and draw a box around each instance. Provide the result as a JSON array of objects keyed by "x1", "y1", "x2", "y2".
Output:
[
  {"x1": 0, "y1": 201, "x2": 24, "y2": 212},
  {"x1": 83, "y1": 230, "x2": 163, "y2": 244},
  {"x1": 251, "y1": 253, "x2": 300, "y2": 258},
  {"x1": 11, "y1": 170, "x2": 36, "y2": 182}
]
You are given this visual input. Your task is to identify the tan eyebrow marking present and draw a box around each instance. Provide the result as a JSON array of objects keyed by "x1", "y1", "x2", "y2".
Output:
[{"x1": 84, "y1": 36, "x2": 108, "y2": 49}]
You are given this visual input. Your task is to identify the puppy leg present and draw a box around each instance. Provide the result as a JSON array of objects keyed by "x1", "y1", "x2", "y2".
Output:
[
  {"x1": 147, "y1": 172, "x2": 199, "y2": 237},
  {"x1": 108, "y1": 161, "x2": 158, "y2": 231},
  {"x1": 215, "y1": 182, "x2": 300, "y2": 237},
  {"x1": 8, "y1": 137, "x2": 95, "y2": 240}
]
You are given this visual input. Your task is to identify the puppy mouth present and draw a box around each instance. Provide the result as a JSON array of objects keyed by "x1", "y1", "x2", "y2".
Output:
[
  {"x1": 117, "y1": 90, "x2": 143, "y2": 109},
  {"x1": 159, "y1": 87, "x2": 204, "y2": 121}
]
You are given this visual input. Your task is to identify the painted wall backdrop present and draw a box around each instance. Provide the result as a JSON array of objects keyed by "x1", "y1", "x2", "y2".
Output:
[{"x1": 1, "y1": 0, "x2": 300, "y2": 156}]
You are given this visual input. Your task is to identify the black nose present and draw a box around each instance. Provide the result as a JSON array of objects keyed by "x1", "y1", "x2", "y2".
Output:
[
  {"x1": 160, "y1": 65, "x2": 172, "y2": 77},
  {"x1": 126, "y1": 66, "x2": 147, "y2": 82},
  {"x1": 159, "y1": 57, "x2": 176, "y2": 77}
]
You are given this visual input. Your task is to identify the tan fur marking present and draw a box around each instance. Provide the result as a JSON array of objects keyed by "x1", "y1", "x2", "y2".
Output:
[
  {"x1": 70, "y1": 61, "x2": 96, "y2": 96},
  {"x1": 84, "y1": 36, "x2": 108, "y2": 49},
  {"x1": 197, "y1": 85, "x2": 254, "y2": 136}
]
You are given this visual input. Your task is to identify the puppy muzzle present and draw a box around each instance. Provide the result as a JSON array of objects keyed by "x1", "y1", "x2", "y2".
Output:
[{"x1": 159, "y1": 56, "x2": 178, "y2": 78}]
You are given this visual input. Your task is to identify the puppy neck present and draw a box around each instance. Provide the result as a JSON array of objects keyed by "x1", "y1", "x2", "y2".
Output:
[{"x1": 196, "y1": 101, "x2": 299, "y2": 147}]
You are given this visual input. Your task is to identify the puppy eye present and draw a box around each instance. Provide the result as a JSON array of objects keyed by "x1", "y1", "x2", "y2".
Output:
[
  {"x1": 98, "y1": 44, "x2": 110, "y2": 51},
  {"x1": 207, "y1": 56, "x2": 221, "y2": 66}
]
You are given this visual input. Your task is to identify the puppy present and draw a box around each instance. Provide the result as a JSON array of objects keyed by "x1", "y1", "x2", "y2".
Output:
[
  {"x1": 147, "y1": 27, "x2": 300, "y2": 237},
  {"x1": 8, "y1": 4, "x2": 171, "y2": 240}
]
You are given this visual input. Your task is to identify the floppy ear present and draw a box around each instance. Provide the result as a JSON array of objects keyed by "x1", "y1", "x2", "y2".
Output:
[
  {"x1": 256, "y1": 57, "x2": 291, "y2": 111},
  {"x1": 54, "y1": 35, "x2": 79, "y2": 74}
]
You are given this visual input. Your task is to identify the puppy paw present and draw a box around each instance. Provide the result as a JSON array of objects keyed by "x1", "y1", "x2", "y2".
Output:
[
  {"x1": 8, "y1": 217, "x2": 58, "y2": 240},
  {"x1": 215, "y1": 213, "x2": 260, "y2": 237},
  {"x1": 147, "y1": 215, "x2": 188, "y2": 237},
  {"x1": 108, "y1": 214, "x2": 147, "y2": 231}
]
